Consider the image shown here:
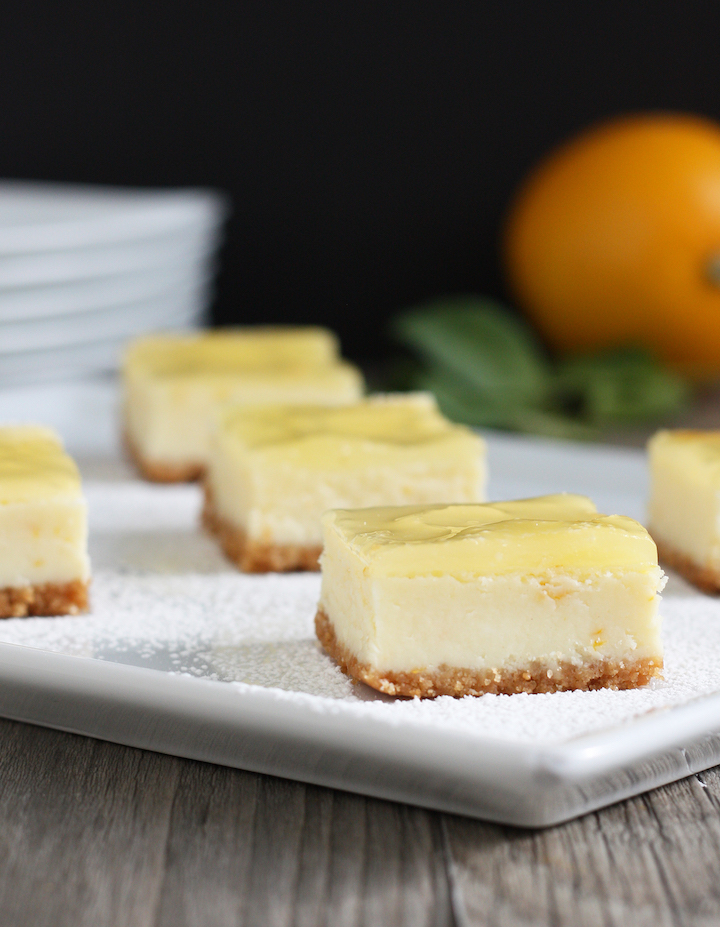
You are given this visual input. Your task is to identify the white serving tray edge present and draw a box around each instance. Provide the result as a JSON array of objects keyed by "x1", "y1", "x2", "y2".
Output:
[{"x1": 1, "y1": 639, "x2": 718, "y2": 827}]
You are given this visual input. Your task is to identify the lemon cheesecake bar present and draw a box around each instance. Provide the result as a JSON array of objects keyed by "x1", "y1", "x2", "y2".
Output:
[
  {"x1": 123, "y1": 327, "x2": 364, "y2": 482},
  {"x1": 648, "y1": 429, "x2": 720, "y2": 592},
  {"x1": 203, "y1": 393, "x2": 487, "y2": 572},
  {"x1": 0, "y1": 426, "x2": 90, "y2": 617},
  {"x1": 316, "y1": 495, "x2": 664, "y2": 697}
]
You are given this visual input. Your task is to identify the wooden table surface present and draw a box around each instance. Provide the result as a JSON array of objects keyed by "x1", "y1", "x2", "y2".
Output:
[{"x1": 2, "y1": 713, "x2": 720, "y2": 927}]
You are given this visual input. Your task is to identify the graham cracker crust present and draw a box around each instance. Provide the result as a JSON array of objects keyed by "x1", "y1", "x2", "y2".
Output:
[
  {"x1": 653, "y1": 534, "x2": 720, "y2": 594},
  {"x1": 202, "y1": 486, "x2": 322, "y2": 573},
  {"x1": 0, "y1": 579, "x2": 89, "y2": 619},
  {"x1": 124, "y1": 432, "x2": 204, "y2": 483},
  {"x1": 315, "y1": 607, "x2": 662, "y2": 698}
]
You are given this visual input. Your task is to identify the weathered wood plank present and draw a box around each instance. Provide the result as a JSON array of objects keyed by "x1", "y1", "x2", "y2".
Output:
[
  {"x1": 9, "y1": 714, "x2": 720, "y2": 927},
  {"x1": 156, "y1": 769, "x2": 454, "y2": 927},
  {"x1": 0, "y1": 717, "x2": 456, "y2": 927},
  {"x1": 300, "y1": 790, "x2": 453, "y2": 927},
  {"x1": 0, "y1": 717, "x2": 180, "y2": 927},
  {"x1": 154, "y1": 759, "x2": 264, "y2": 927},
  {"x1": 444, "y1": 771, "x2": 720, "y2": 927}
]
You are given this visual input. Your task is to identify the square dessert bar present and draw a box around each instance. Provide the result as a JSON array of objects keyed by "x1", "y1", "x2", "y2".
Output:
[
  {"x1": 123, "y1": 327, "x2": 364, "y2": 482},
  {"x1": 203, "y1": 393, "x2": 487, "y2": 573},
  {"x1": 648, "y1": 429, "x2": 720, "y2": 592},
  {"x1": 316, "y1": 495, "x2": 664, "y2": 697},
  {"x1": 0, "y1": 426, "x2": 90, "y2": 618}
]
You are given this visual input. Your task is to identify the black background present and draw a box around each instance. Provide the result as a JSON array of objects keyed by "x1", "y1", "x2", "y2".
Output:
[{"x1": 0, "y1": 2, "x2": 718, "y2": 361}]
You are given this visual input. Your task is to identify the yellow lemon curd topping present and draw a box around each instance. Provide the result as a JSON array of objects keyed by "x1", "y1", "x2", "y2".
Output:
[
  {"x1": 324, "y1": 494, "x2": 659, "y2": 578},
  {"x1": 648, "y1": 430, "x2": 720, "y2": 484},
  {"x1": 0, "y1": 426, "x2": 82, "y2": 505},
  {"x1": 218, "y1": 394, "x2": 484, "y2": 471},
  {"x1": 125, "y1": 327, "x2": 343, "y2": 378}
]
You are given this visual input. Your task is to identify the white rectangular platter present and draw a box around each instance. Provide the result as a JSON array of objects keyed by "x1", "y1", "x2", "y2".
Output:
[{"x1": 1, "y1": 383, "x2": 719, "y2": 827}]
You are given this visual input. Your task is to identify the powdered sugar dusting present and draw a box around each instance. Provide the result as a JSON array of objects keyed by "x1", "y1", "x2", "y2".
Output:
[{"x1": 0, "y1": 475, "x2": 718, "y2": 745}]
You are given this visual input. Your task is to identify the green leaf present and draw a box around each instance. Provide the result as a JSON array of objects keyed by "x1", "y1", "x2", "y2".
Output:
[
  {"x1": 412, "y1": 365, "x2": 596, "y2": 439},
  {"x1": 411, "y1": 366, "x2": 522, "y2": 428},
  {"x1": 555, "y1": 348, "x2": 690, "y2": 424},
  {"x1": 390, "y1": 297, "x2": 553, "y2": 408},
  {"x1": 388, "y1": 296, "x2": 692, "y2": 437}
]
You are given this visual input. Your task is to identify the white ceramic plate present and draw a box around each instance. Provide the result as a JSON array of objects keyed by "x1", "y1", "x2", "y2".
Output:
[
  {"x1": 0, "y1": 182, "x2": 228, "y2": 254},
  {"x1": 0, "y1": 385, "x2": 717, "y2": 828},
  {"x1": 0, "y1": 260, "x2": 213, "y2": 323},
  {"x1": 0, "y1": 311, "x2": 202, "y2": 386},
  {"x1": 0, "y1": 377, "x2": 119, "y2": 454},
  {"x1": 0, "y1": 227, "x2": 218, "y2": 289},
  {"x1": 0, "y1": 279, "x2": 211, "y2": 353}
]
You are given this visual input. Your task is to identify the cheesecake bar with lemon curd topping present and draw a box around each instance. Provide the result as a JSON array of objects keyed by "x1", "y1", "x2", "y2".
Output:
[
  {"x1": 648, "y1": 429, "x2": 720, "y2": 592},
  {"x1": 0, "y1": 426, "x2": 90, "y2": 617},
  {"x1": 316, "y1": 495, "x2": 664, "y2": 697},
  {"x1": 203, "y1": 393, "x2": 487, "y2": 572},
  {"x1": 123, "y1": 327, "x2": 364, "y2": 482}
]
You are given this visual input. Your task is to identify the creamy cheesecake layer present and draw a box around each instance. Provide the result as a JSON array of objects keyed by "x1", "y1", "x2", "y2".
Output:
[
  {"x1": 317, "y1": 496, "x2": 664, "y2": 695},
  {"x1": 328, "y1": 496, "x2": 655, "y2": 576},
  {"x1": 648, "y1": 430, "x2": 720, "y2": 577},
  {"x1": 206, "y1": 394, "x2": 487, "y2": 552},
  {"x1": 123, "y1": 327, "x2": 365, "y2": 477},
  {"x1": 0, "y1": 426, "x2": 90, "y2": 600},
  {"x1": 126, "y1": 327, "x2": 343, "y2": 374}
]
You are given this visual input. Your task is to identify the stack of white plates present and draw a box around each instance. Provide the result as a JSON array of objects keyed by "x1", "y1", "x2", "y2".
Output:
[{"x1": 0, "y1": 181, "x2": 228, "y2": 386}]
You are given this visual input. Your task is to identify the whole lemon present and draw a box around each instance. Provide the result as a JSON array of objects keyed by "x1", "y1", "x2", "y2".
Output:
[{"x1": 503, "y1": 112, "x2": 720, "y2": 378}]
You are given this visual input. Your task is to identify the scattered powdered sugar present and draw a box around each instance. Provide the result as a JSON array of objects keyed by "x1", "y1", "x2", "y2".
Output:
[{"x1": 0, "y1": 476, "x2": 719, "y2": 745}]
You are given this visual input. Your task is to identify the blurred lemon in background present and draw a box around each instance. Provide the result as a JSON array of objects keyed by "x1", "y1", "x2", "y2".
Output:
[{"x1": 504, "y1": 112, "x2": 720, "y2": 379}]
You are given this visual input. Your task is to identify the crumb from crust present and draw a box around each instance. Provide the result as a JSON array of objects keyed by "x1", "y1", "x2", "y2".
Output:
[
  {"x1": 124, "y1": 431, "x2": 204, "y2": 483},
  {"x1": 0, "y1": 579, "x2": 90, "y2": 619},
  {"x1": 314, "y1": 606, "x2": 662, "y2": 698},
  {"x1": 202, "y1": 484, "x2": 322, "y2": 573},
  {"x1": 653, "y1": 533, "x2": 720, "y2": 594}
]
